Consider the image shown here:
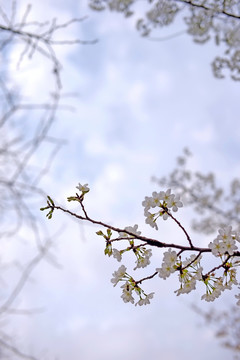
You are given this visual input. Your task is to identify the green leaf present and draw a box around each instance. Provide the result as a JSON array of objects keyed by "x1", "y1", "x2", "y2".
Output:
[
  {"x1": 40, "y1": 206, "x2": 49, "y2": 211},
  {"x1": 67, "y1": 196, "x2": 79, "y2": 202},
  {"x1": 47, "y1": 196, "x2": 54, "y2": 206},
  {"x1": 46, "y1": 208, "x2": 54, "y2": 219}
]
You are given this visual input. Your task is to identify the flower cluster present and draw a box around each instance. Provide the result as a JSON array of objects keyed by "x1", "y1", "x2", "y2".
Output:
[
  {"x1": 133, "y1": 247, "x2": 152, "y2": 270},
  {"x1": 203, "y1": 227, "x2": 240, "y2": 302},
  {"x1": 208, "y1": 226, "x2": 239, "y2": 257},
  {"x1": 142, "y1": 189, "x2": 183, "y2": 229},
  {"x1": 156, "y1": 249, "x2": 178, "y2": 279},
  {"x1": 156, "y1": 251, "x2": 203, "y2": 296},
  {"x1": 111, "y1": 265, "x2": 154, "y2": 306},
  {"x1": 202, "y1": 274, "x2": 235, "y2": 302},
  {"x1": 175, "y1": 255, "x2": 202, "y2": 296},
  {"x1": 108, "y1": 224, "x2": 152, "y2": 269},
  {"x1": 201, "y1": 256, "x2": 240, "y2": 302},
  {"x1": 112, "y1": 248, "x2": 122, "y2": 262},
  {"x1": 98, "y1": 223, "x2": 154, "y2": 304},
  {"x1": 102, "y1": 225, "x2": 144, "y2": 263}
]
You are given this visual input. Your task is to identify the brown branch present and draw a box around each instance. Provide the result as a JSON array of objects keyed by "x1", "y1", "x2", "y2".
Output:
[
  {"x1": 176, "y1": 0, "x2": 240, "y2": 20},
  {"x1": 52, "y1": 203, "x2": 211, "y2": 253},
  {"x1": 182, "y1": 251, "x2": 202, "y2": 270},
  {"x1": 167, "y1": 211, "x2": 194, "y2": 248},
  {"x1": 48, "y1": 200, "x2": 240, "y2": 285},
  {"x1": 136, "y1": 271, "x2": 158, "y2": 285},
  {"x1": 205, "y1": 254, "x2": 231, "y2": 276}
]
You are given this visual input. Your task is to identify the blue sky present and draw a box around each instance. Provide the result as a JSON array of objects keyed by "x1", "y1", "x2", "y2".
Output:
[{"x1": 5, "y1": 0, "x2": 240, "y2": 359}]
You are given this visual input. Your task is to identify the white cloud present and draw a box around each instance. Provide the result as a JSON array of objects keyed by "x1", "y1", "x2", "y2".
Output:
[{"x1": 192, "y1": 124, "x2": 216, "y2": 144}]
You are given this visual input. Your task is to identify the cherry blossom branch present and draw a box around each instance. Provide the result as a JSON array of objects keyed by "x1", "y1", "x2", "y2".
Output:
[
  {"x1": 51, "y1": 201, "x2": 210, "y2": 253},
  {"x1": 40, "y1": 184, "x2": 240, "y2": 307},
  {"x1": 43, "y1": 192, "x2": 240, "y2": 261}
]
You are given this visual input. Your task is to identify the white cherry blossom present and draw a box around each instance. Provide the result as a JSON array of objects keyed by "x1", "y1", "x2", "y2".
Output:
[
  {"x1": 120, "y1": 282, "x2": 134, "y2": 304},
  {"x1": 224, "y1": 237, "x2": 238, "y2": 255},
  {"x1": 208, "y1": 239, "x2": 226, "y2": 256},
  {"x1": 76, "y1": 183, "x2": 90, "y2": 193},
  {"x1": 167, "y1": 194, "x2": 183, "y2": 212},
  {"x1": 134, "y1": 249, "x2": 152, "y2": 270},
  {"x1": 112, "y1": 249, "x2": 122, "y2": 262},
  {"x1": 135, "y1": 292, "x2": 154, "y2": 306},
  {"x1": 119, "y1": 224, "x2": 141, "y2": 238},
  {"x1": 111, "y1": 265, "x2": 127, "y2": 286},
  {"x1": 163, "y1": 249, "x2": 177, "y2": 266},
  {"x1": 217, "y1": 226, "x2": 233, "y2": 241}
]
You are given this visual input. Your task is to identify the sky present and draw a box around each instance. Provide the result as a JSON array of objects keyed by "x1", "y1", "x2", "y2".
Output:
[{"x1": 2, "y1": 0, "x2": 240, "y2": 359}]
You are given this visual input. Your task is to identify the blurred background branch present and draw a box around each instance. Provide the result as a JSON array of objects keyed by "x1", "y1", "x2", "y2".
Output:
[{"x1": 0, "y1": 1, "x2": 96, "y2": 357}]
